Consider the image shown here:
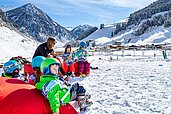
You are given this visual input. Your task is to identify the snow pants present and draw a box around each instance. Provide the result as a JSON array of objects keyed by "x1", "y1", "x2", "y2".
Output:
[
  {"x1": 63, "y1": 61, "x2": 75, "y2": 73},
  {"x1": 78, "y1": 61, "x2": 90, "y2": 75}
]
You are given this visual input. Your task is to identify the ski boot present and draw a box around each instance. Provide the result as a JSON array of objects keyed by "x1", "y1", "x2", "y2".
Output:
[
  {"x1": 80, "y1": 100, "x2": 93, "y2": 111},
  {"x1": 80, "y1": 94, "x2": 91, "y2": 101},
  {"x1": 66, "y1": 72, "x2": 75, "y2": 77},
  {"x1": 78, "y1": 94, "x2": 92, "y2": 111},
  {"x1": 70, "y1": 72, "x2": 75, "y2": 77}
]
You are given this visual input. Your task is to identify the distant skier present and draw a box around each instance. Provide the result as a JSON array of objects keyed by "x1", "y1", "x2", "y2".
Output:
[
  {"x1": 33, "y1": 37, "x2": 56, "y2": 58},
  {"x1": 62, "y1": 44, "x2": 75, "y2": 77},
  {"x1": 35, "y1": 58, "x2": 92, "y2": 114},
  {"x1": 75, "y1": 41, "x2": 90, "y2": 76},
  {"x1": 162, "y1": 50, "x2": 167, "y2": 59}
]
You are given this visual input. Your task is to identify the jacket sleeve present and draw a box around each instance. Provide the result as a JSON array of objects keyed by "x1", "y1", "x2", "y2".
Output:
[
  {"x1": 47, "y1": 84, "x2": 61, "y2": 113},
  {"x1": 71, "y1": 53, "x2": 75, "y2": 61},
  {"x1": 75, "y1": 49, "x2": 82, "y2": 58},
  {"x1": 83, "y1": 50, "x2": 89, "y2": 57},
  {"x1": 35, "y1": 82, "x2": 44, "y2": 90},
  {"x1": 62, "y1": 53, "x2": 67, "y2": 60},
  {"x1": 33, "y1": 44, "x2": 48, "y2": 58}
]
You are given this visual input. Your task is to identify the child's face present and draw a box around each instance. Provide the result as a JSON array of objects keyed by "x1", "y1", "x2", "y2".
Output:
[
  {"x1": 66, "y1": 48, "x2": 71, "y2": 53},
  {"x1": 13, "y1": 69, "x2": 19, "y2": 75},
  {"x1": 81, "y1": 47, "x2": 85, "y2": 50},
  {"x1": 50, "y1": 64, "x2": 59, "y2": 75}
]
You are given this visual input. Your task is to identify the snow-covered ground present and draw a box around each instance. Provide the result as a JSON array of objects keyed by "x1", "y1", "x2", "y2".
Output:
[
  {"x1": 0, "y1": 26, "x2": 38, "y2": 60},
  {"x1": 1, "y1": 47, "x2": 171, "y2": 114},
  {"x1": 73, "y1": 51, "x2": 171, "y2": 114},
  {"x1": 84, "y1": 18, "x2": 171, "y2": 46},
  {"x1": 0, "y1": 25, "x2": 65, "y2": 62}
]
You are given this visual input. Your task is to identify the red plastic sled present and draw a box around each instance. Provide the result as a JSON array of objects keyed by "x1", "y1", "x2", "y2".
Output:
[{"x1": 0, "y1": 77, "x2": 78, "y2": 114}]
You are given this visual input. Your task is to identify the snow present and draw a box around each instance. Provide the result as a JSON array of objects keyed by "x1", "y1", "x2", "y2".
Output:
[
  {"x1": 84, "y1": 25, "x2": 171, "y2": 46},
  {"x1": 0, "y1": 26, "x2": 38, "y2": 60},
  {"x1": 115, "y1": 18, "x2": 129, "y2": 24},
  {"x1": 66, "y1": 27, "x2": 74, "y2": 31},
  {"x1": 83, "y1": 26, "x2": 116, "y2": 46},
  {"x1": 1, "y1": 41, "x2": 171, "y2": 113},
  {"x1": 1, "y1": 24, "x2": 171, "y2": 114},
  {"x1": 0, "y1": 25, "x2": 66, "y2": 62},
  {"x1": 73, "y1": 51, "x2": 171, "y2": 114},
  {"x1": 0, "y1": 5, "x2": 15, "y2": 12},
  {"x1": 83, "y1": 10, "x2": 171, "y2": 46},
  {"x1": 95, "y1": 37, "x2": 112, "y2": 46}
]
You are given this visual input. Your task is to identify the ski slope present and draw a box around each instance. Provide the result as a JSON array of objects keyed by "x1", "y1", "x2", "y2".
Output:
[
  {"x1": 0, "y1": 25, "x2": 65, "y2": 62},
  {"x1": 0, "y1": 26, "x2": 37, "y2": 59},
  {"x1": 84, "y1": 24, "x2": 171, "y2": 46}
]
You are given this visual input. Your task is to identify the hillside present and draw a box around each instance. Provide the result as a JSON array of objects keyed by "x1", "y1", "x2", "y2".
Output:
[
  {"x1": 6, "y1": 3, "x2": 75, "y2": 43},
  {"x1": 85, "y1": 0, "x2": 171, "y2": 46}
]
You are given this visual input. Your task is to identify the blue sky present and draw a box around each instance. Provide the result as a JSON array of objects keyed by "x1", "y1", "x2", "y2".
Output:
[{"x1": 0, "y1": 0, "x2": 157, "y2": 28}]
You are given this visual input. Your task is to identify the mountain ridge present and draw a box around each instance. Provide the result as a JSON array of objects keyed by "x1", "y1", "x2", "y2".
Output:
[{"x1": 6, "y1": 3, "x2": 76, "y2": 43}]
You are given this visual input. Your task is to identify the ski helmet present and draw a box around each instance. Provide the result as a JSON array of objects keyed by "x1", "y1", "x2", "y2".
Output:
[
  {"x1": 3, "y1": 60, "x2": 20, "y2": 74},
  {"x1": 80, "y1": 41, "x2": 87, "y2": 48},
  {"x1": 40, "y1": 58, "x2": 60, "y2": 74},
  {"x1": 32, "y1": 56, "x2": 46, "y2": 68}
]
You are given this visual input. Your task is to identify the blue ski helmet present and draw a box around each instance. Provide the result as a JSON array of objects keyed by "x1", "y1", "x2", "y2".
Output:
[
  {"x1": 80, "y1": 41, "x2": 87, "y2": 48},
  {"x1": 32, "y1": 56, "x2": 46, "y2": 68},
  {"x1": 3, "y1": 60, "x2": 20, "y2": 74},
  {"x1": 41, "y1": 58, "x2": 60, "y2": 74}
]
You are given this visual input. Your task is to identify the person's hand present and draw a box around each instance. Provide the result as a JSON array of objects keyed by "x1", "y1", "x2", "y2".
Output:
[
  {"x1": 66, "y1": 55, "x2": 71, "y2": 59},
  {"x1": 83, "y1": 51, "x2": 87, "y2": 55},
  {"x1": 47, "y1": 54, "x2": 53, "y2": 58}
]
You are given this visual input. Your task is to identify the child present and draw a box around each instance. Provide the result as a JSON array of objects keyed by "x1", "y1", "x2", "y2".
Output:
[
  {"x1": 2, "y1": 60, "x2": 24, "y2": 80},
  {"x1": 27, "y1": 56, "x2": 46, "y2": 84},
  {"x1": 62, "y1": 44, "x2": 75, "y2": 76},
  {"x1": 35, "y1": 58, "x2": 92, "y2": 113},
  {"x1": 75, "y1": 41, "x2": 90, "y2": 76}
]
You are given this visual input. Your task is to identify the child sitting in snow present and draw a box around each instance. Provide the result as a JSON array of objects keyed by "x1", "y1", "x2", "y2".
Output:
[
  {"x1": 2, "y1": 60, "x2": 25, "y2": 80},
  {"x1": 26, "y1": 56, "x2": 46, "y2": 84},
  {"x1": 75, "y1": 41, "x2": 90, "y2": 76},
  {"x1": 62, "y1": 44, "x2": 75, "y2": 76},
  {"x1": 35, "y1": 58, "x2": 92, "y2": 114}
]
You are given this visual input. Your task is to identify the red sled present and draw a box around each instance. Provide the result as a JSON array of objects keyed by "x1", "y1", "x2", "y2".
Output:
[{"x1": 0, "y1": 77, "x2": 78, "y2": 114}]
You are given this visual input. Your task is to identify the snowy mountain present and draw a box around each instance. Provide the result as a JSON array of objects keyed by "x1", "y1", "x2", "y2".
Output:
[
  {"x1": 83, "y1": 25, "x2": 116, "y2": 46},
  {"x1": 71, "y1": 24, "x2": 98, "y2": 40},
  {"x1": 66, "y1": 27, "x2": 74, "y2": 31},
  {"x1": 0, "y1": 5, "x2": 15, "y2": 12},
  {"x1": 0, "y1": 20, "x2": 65, "y2": 62},
  {"x1": 6, "y1": 3, "x2": 75, "y2": 43},
  {"x1": 71, "y1": 24, "x2": 93, "y2": 37},
  {"x1": 85, "y1": 0, "x2": 171, "y2": 46}
]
